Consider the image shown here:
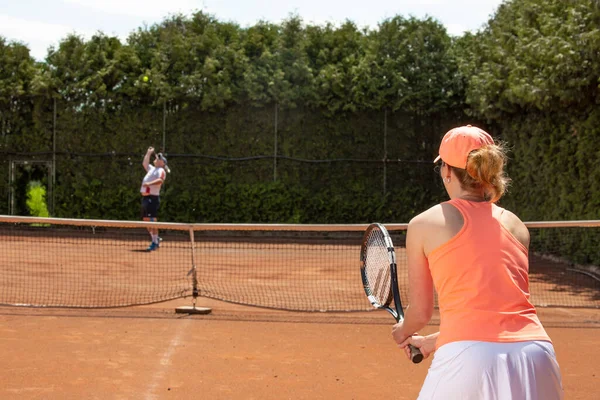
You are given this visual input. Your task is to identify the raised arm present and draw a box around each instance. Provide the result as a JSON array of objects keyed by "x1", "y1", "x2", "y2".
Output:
[{"x1": 142, "y1": 147, "x2": 154, "y2": 171}]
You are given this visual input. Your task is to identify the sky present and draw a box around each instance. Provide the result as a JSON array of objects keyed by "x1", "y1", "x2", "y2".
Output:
[{"x1": 0, "y1": 0, "x2": 505, "y2": 61}]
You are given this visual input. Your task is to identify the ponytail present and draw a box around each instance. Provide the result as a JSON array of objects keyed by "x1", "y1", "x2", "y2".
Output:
[{"x1": 454, "y1": 143, "x2": 511, "y2": 202}]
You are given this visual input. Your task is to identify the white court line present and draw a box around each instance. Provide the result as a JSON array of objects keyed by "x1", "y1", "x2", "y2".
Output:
[{"x1": 144, "y1": 319, "x2": 189, "y2": 400}]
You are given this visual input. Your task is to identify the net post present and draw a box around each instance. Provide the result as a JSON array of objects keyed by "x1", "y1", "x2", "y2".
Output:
[{"x1": 175, "y1": 227, "x2": 211, "y2": 315}]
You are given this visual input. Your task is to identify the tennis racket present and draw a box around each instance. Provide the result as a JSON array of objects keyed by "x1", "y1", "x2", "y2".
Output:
[{"x1": 360, "y1": 223, "x2": 424, "y2": 364}]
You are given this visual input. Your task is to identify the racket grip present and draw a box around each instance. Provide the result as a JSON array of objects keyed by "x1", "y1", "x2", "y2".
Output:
[{"x1": 409, "y1": 344, "x2": 424, "y2": 364}]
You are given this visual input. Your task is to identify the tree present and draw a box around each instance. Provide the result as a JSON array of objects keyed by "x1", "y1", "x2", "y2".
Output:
[
  {"x1": 305, "y1": 20, "x2": 365, "y2": 113},
  {"x1": 242, "y1": 15, "x2": 313, "y2": 108},
  {"x1": 0, "y1": 37, "x2": 37, "y2": 139},
  {"x1": 460, "y1": 0, "x2": 600, "y2": 120}
]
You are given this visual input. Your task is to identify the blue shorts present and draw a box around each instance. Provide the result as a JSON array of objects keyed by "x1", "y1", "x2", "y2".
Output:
[{"x1": 141, "y1": 195, "x2": 160, "y2": 219}]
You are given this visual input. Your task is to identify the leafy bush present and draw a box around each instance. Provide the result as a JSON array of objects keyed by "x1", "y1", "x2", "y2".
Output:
[{"x1": 26, "y1": 181, "x2": 49, "y2": 217}]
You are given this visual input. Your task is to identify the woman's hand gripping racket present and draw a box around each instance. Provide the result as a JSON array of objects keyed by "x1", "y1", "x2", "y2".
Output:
[{"x1": 360, "y1": 223, "x2": 424, "y2": 364}]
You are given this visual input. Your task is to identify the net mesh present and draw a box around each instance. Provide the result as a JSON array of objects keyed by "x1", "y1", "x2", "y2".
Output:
[
  {"x1": 0, "y1": 216, "x2": 598, "y2": 310},
  {"x1": 361, "y1": 227, "x2": 393, "y2": 307},
  {"x1": 527, "y1": 224, "x2": 600, "y2": 307},
  {"x1": 0, "y1": 221, "x2": 192, "y2": 307}
]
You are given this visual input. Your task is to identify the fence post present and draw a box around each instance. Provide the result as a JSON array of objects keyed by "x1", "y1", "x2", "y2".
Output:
[
  {"x1": 162, "y1": 101, "x2": 167, "y2": 152},
  {"x1": 52, "y1": 97, "x2": 56, "y2": 215},
  {"x1": 383, "y1": 108, "x2": 388, "y2": 196},
  {"x1": 274, "y1": 102, "x2": 278, "y2": 182}
]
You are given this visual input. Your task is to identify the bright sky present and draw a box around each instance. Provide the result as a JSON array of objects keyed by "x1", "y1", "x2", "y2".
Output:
[{"x1": 0, "y1": 0, "x2": 505, "y2": 61}]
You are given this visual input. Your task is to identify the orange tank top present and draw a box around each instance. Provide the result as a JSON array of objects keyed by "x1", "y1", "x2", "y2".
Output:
[{"x1": 428, "y1": 199, "x2": 550, "y2": 349}]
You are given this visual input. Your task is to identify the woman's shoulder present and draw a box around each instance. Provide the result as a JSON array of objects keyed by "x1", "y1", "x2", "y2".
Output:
[
  {"x1": 410, "y1": 203, "x2": 455, "y2": 228},
  {"x1": 409, "y1": 203, "x2": 464, "y2": 255},
  {"x1": 494, "y1": 205, "x2": 530, "y2": 248},
  {"x1": 494, "y1": 205, "x2": 525, "y2": 227}
]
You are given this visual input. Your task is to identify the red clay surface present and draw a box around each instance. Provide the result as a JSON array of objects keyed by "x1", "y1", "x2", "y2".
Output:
[
  {"x1": 0, "y1": 229, "x2": 598, "y2": 399},
  {"x1": 0, "y1": 299, "x2": 598, "y2": 400}
]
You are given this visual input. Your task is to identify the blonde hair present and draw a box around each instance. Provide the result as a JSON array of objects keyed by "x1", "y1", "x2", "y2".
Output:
[{"x1": 452, "y1": 143, "x2": 511, "y2": 203}]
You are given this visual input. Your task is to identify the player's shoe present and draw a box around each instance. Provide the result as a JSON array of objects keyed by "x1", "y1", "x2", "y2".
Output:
[{"x1": 146, "y1": 242, "x2": 159, "y2": 252}]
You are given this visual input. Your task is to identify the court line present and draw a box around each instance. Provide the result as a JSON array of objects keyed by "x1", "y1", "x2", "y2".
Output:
[{"x1": 144, "y1": 318, "x2": 190, "y2": 400}]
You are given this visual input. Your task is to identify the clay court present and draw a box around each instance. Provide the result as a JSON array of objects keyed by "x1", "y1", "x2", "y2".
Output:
[
  {"x1": 0, "y1": 302, "x2": 599, "y2": 400},
  {"x1": 0, "y1": 220, "x2": 599, "y2": 399}
]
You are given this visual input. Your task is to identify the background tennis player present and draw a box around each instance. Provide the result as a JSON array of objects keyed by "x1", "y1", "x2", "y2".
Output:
[
  {"x1": 391, "y1": 125, "x2": 564, "y2": 399},
  {"x1": 140, "y1": 146, "x2": 168, "y2": 252}
]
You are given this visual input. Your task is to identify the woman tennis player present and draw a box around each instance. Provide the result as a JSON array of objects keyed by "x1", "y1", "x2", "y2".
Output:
[
  {"x1": 140, "y1": 146, "x2": 168, "y2": 252},
  {"x1": 391, "y1": 125, "x2": 564, "y2": 399}
]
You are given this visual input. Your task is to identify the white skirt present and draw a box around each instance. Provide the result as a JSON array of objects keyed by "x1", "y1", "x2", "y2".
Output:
[{"x1": 418, "y1": 340, "x2": 564, "y2": 400}]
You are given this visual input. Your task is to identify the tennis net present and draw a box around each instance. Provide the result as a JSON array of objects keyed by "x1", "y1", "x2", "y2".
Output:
[{"x1": 0, "y1": 216, "x2": 598, "y2": 310}]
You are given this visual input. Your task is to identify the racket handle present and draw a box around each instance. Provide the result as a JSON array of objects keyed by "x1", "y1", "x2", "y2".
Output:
[{"x1": 409, "y1": 344, "x2": 424, "y2": 364}]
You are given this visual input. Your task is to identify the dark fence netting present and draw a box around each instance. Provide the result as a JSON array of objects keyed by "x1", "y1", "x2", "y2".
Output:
[{"x1": 1, "y1": 100, "x2": 457, "y2": 224}]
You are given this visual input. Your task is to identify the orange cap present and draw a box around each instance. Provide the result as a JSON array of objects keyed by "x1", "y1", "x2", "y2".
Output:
[{"x1": 433, "y1": 125, "x2": 494, "y2": 168}]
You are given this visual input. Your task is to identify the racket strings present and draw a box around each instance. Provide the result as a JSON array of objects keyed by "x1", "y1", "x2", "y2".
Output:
[{"x1": 364, "y1": 230, "x2": 393, "y2": 306}]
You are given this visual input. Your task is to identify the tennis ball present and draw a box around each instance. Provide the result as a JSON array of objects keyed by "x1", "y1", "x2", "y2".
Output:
[{"x1": 143, "y1": 76, "x2": 149, "y2": 82}]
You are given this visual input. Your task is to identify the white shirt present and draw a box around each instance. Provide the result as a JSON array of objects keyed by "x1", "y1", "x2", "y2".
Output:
[{"x1": 140, "y1": 165, "x2": 166, "y2": 196}]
